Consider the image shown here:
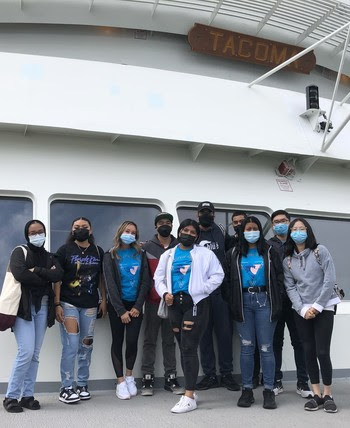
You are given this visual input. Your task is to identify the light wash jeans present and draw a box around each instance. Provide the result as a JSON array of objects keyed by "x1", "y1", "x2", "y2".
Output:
[
  {"x1": 236, "y1": 292, "x2": 277, "y2": 390},
  {"x1": 6, "y1": 296, "x2": 49, "y2": 399},
  {"x1": 59, "y1": 302, "x2": 97, "y2": 388}
]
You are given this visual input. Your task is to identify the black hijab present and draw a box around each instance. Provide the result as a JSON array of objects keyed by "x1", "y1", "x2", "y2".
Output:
[{"x1": 24, "y1": 219, "x2": 47, "y2": 253}]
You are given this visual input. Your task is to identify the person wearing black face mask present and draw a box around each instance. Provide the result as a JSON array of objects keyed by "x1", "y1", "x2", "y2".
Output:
[
  {"x1": 140, "y1": 213, "x2": 184, "y2": 396},
  {"x1": 154, "y1": 218, "x2": 224, "y2": 413},
  {"x1": 54, "y1": 217, "x2": 106, "y2": 404},
  {"x1": 196, "y1": 202, "x2": 240, "y2": 392}
]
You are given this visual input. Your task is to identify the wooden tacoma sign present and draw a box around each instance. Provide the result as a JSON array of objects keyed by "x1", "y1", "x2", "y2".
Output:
[{"x1": 188, "y1": 24, "x2": 316, "y2": 74}]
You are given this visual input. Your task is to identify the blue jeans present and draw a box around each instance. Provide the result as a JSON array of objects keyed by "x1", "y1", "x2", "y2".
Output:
[
  {"x1": 6, "y1": 296, "x2": 48, "y2": 399},
  {"x1": 236, "y1": 292, "x2": 277, "y2": 390},
  {"x1": 59, "y1": 302, "x2": 97, "y2": 388}
]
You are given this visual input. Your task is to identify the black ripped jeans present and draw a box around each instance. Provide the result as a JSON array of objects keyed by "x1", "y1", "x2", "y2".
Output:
[
  {"x1": 168, "y1": 293, "x2": 209, "y2": 390},
  {"x1": 108, "y1": 301, "x2": 143, "y2": 378},
  {"x1": 293, "y1": 310, "x2": 334, "y2": 386}
]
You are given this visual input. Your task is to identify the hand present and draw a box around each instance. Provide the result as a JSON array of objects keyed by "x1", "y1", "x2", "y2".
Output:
[
  {"x1": 55, "y1": 305, "x2": 64, "y2": 323},
  {"x1": 165, "y1": 293, "x2": 174, "y2": 306},
  {"x1": 98, "y1": 300, "x2": 107, "y2": 318},
  {"x1": 29, "y1": 268, "x2": 35, "y2": 272},
  {"x1": 129, "y1": 308, "x2": 140, "y2": 317},
  {"x1": 120, "y1": 312, "x2": 131, "y2": 324},
  {"x1": 304, "y1": 308, "x2": 316, "y2": 320},
  {"x1": 50, "y1": 265, "x2": 56, "y2": 270},
  {"x1": 309, "y1": 307, "x2": 319, "y2": 316}
]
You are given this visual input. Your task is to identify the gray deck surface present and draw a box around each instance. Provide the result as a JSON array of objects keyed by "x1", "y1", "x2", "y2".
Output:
[{"x1": 2, "y1": 379, "x2": 350, "y2": 428}]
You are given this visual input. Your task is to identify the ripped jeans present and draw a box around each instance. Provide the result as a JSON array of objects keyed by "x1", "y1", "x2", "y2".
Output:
[
  {"x1": 59, "y1": 302, "x2": 97, "y2": 389},
  {"x1": 236, "y1": 292, "x2": 277, "y2": 390}
]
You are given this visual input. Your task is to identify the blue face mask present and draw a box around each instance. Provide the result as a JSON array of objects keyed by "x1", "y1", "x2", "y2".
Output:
[
  {"x1": 244, "y1": 231, "x2": 260, "y2": 243},
  {"x1": 273, "y1": 223, "x2": 289, "y2": 236},
  {"x1": 120, "y1": 233, "x2": 136, "y2": 245},
  {"x1": 29, "y1": 233, "x2": 46, "y2": 247},
  {"x1": 290, "y1": 230, "x2": 307, "y2": 244}
]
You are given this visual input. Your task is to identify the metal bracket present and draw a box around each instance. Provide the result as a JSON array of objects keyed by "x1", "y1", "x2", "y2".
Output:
[
  {"x1": 89, "y1": 0, "x2": 94, "y2": 12},
  {"x1": 248, "y1": 149, "x2": 264, "y2": 157},
  {"x1": 300, "y1": 109, "x2": 326, "y2": 132},
  {"x1": 111, "y1": 134, "x2": 120, "y2": 144},
  {"x1": 190, "y1": 143, "x2": 205, "y2": 161}
]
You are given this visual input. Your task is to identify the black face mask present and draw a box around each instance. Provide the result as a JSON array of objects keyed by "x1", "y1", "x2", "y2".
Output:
[
  {"x1": 179, "y1": 233, "x2": 196, "y2": 247},
  {"x1": 233, "y1": 225, "x2": 241, "y2": 234},
  {"x1": 199, "y1": 213, "x2": 214, "y2": 228},
  {"x1": 73, "y1": 228, "x2": 90, "y2": 242},
  {"x1": 158, "y1": 225, "x2": 172, "y2": 238}
]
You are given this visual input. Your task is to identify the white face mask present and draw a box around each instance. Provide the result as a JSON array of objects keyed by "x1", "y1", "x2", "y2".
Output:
[{"x1": 29, "y1": 233, "x2": 46, "y2": 247}]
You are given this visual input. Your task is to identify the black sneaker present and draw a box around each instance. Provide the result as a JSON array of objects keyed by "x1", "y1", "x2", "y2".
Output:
[
  {"x1": 3, "y1": 398, "x2": 23, "y2": 413},
  {"x1": 323, "y1": 395, "x2": 338, "y2": 413},
  {"x1": 76, "y1": 385, "x2": 91, "y2": 400},
  {"x1": 59, "y1": 388, "x2": 80, "y2": 404},
  {"x1": 237, "y1": 388, "x2": 254, "y2": 407},
  {"x1": 141, "y1": 374, "x2": 154, "y2": 396},
  {"x1": 296, "y1": 382, "x2": 313, "y2": 398},
  {"x1": 273, "y1": 379, "x2": 283, "y2": 396},
  {"x1": 164, "y1": 374, "x2": 185, "y2": 395},
  {"x1": 19, "y1": 396, "x2": 41, "y2": 410},
  {"x1": 263, "y1": 389, "x2": 277, "y2": 409},
  {"x1": 304, "y1": 394, "x2": 324, "y2": 411},
  {"x1": 220, "y1": 373, "x2": 240, "y2": 391},
  {"x1": 195, "y1": 375, "x2": 219, "y2": 390}
]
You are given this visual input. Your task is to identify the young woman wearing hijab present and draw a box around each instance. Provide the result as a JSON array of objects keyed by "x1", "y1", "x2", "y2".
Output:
[
  {"x1": 3, "y1": 220, "x2": 63, "y2": 413},
  {"x1": 55, "y1": 217, "x2": 107, "y2": 404},
  {"x1": 154, "y1": 219, "x2": 224, "y2": 414},
  {"x1": 222, "y1": 216, "x2": 283, "y2": 410},
  {"x1": 103, "y1": 221, "x2": 151, "y2": 400}
]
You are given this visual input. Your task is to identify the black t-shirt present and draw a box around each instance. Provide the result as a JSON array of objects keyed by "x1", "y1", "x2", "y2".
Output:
[{"x1": 56, "y1": 242, "x2": 104, "y2": 308}]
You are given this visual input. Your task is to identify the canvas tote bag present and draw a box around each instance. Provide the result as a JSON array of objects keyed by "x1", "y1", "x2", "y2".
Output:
[{"x1": 0, "y1": 246, "x2": 27, "y2": 331}]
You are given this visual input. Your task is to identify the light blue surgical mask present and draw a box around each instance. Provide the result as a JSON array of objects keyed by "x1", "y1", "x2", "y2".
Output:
[
  {"x1": 120, "y1": 233, "x2": 136, "y2": 245},
  {"x1": 29, "y1": 233, "x2": 46, "y2": 247},
  {"x1": 244, "y1": 231, "x2": 260, "y2": 243},
  {"x1": 273, "y1": 223, "x2": 289, "y2": 236},
  {"x1": 290, "y1": 230, "x2": 307, "y2": 244}
]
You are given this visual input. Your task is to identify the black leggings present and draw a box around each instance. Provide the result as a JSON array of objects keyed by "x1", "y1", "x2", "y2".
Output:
[
  {"x1": 294, "y1": 310, "x2": 334, "y2": 386},
  {"x1": 168, "y1": 293, "x2": 209, "y2": 390},
  {"x1": 108, "y1": 301, "x2": 143, "y2": 378}
]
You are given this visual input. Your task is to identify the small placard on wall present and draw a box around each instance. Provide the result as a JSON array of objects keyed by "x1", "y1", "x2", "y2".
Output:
[{"x1": 276, "y1": 178, "x2": 293, "y2": 192}]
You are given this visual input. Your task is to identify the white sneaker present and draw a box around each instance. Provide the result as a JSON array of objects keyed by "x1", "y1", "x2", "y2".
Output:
[
  {"x1": 125, "y1": 376, "x2": 137, "y2": 397},
  {"x1": 116, "y1": 381, "x2": 131, "y2": 400},
  {"x1": 171, "y1": 395, "x2": 197, "y2": 414},
  {"x1": 193, "y1": 392, "x2": 198, "y2": 402}
]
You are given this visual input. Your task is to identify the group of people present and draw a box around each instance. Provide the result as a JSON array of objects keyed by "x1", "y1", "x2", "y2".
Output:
[{"x1": 2, "y1": 202, "x2": 340, "y2": 415}]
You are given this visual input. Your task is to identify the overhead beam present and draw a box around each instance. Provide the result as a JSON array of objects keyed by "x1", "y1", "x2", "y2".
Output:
[
  {"x1": 190, "y1": 143, "x2": 205, "y2": 161},
  {"x1": 256, "y1": 0, "x2": 282, "y2": 35},
  {"x1": 209, "y1": 0, "x2": 224, "y2": 25},
  {"x1": 111, "y1": 134, "x2": 120, "y2": 144},
  {"x1": 296, "y1": 6, "x2": 336, "y2": 45},
  {"x1": 297, "y1": 157, "x2": 319, "y2": 173},
  {"x1": 248, "y1": 149, "x2": 264, "y2": 157},
  {"x1": 152, "y1": 0, "x2": 160, "y2": 17}
]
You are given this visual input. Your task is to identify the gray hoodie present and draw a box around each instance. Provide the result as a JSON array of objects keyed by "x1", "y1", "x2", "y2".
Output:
[{"x1": 283, "y1": 245, "x2": 340, "y2": 317}]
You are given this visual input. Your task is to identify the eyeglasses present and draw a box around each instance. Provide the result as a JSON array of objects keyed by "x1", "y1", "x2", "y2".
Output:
[{"x1": 272, "y1": 219, "x2": 289, "y2": 225}]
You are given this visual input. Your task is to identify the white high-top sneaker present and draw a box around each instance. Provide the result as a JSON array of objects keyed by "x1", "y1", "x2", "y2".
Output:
[{"x1": 116, "y1": 381, "x2": 131, "y2": 400}]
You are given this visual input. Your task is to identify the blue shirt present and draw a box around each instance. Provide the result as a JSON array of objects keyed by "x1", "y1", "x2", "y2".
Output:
[
  {"x1": 240, "y1": 248, "x2": 265, "y2": 288},
  {"x1": 117, "y1": 248, "x2": 141, "y2": 301},
  {"x1": 171, "y1": 247, "x2": 192, "y2": 295}
]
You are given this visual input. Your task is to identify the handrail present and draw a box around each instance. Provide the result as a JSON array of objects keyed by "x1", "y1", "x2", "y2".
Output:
[{"x1": 248, "y1": 21, "x2": 350, "y2": 88}]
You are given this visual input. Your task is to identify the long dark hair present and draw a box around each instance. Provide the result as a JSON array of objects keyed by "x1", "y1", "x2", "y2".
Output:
[
  {"x1": 66, "y1": 216, "x2": 95, "y2": 244},
  {"x1": 236, "y1": 216, "x2": 265, "y2": 256},
  {"x1": 177, "y1": 219, "x2": 200, "y2": 241},
  {"x1": 285, "y1": 218, "x2": 317, "y2": 256}
]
